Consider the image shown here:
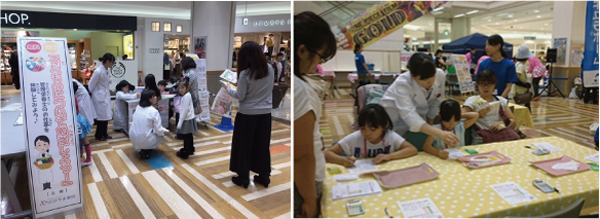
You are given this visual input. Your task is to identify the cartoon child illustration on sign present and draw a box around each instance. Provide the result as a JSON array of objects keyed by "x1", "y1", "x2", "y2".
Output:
[{"x1": 33, "y1": 135, "x2": 54, "y2": 190}]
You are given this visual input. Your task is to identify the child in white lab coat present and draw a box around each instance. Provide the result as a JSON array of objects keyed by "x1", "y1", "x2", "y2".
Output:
[
  {"x1": 324, "y1": 104, "x2": 417, "y2": 167},
  {"x1": 113, "y1": 80, "x2": 140, "y2": 132},
  {"x1": 176, "y1": 77, "x2": 198, "y2": 159},
  {"x1": 130, "y1": 90, "x2": 169, "y2": 159},
  {"x1": 73, "y1": 82, "x2": 93, "y2": 166}
]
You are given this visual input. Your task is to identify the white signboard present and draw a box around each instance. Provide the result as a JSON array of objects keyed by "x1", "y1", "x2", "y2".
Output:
[
  {"x1": 582, "y1": 70, "x2": 599, "y2": 88},
  {"x1": 195, "y1": 58, "x2": 211, "y2": 122},
  {"x1": 109, "y1": 59, "x2": 138, "y2": 92},
  {"x1": 17, "y1": 37, "x2": 83, "y2": 218}
]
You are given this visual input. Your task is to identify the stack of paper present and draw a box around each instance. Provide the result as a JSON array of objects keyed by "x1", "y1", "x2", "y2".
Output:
[
  {"x1": 532, "y1": 143, "x2": 563, "y2": 152},
  {"x1": 444, "y1": 148, "x2": 467, "y2": 159},
  {"x1": 584, "y1": 153, "x2": 599, "y2": 163},
  {"x1": 220, "y1": 69, "x2": 238, "y2": 84},
  {"x1": 332, "y1": 180, "x2": 382, "y2": 200},
  {"x1": 348, "y1": 159, "x2": 378, "y2": 174}
]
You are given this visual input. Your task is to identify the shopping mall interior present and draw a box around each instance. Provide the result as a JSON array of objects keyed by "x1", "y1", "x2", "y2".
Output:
[
  {"x1": 295, "y1": 1, "x2": 598, "y2": 218},
  {"x1": 1, "y1": 1, "x2": 291, "y2": 219}
]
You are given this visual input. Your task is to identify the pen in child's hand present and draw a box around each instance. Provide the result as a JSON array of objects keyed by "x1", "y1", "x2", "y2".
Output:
[{"x1": 554, "y1": 187, "x2": 560, "y2": 194}]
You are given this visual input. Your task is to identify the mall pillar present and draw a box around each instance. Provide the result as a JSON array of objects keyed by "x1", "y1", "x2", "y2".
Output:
[
  {"x1": 450, "y1": 17, "x2": 470, "y2": 42},
  {"x1": 434, "y1": 19, "x2": 439, "y2": 52},
  {"x1": 551, "y1": 1, "x2": 586, "y2": 94},
  {"x1": 190, "y1": 1, "x2": 236, "y2": 103}
]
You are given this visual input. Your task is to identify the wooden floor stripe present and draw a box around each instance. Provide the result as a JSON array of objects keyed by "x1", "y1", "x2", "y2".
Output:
[
  {"x1": 87, "y1": 183, "x2": 110, "y2": 219},
  {"x1": 64, "y1": 214, "x2": 76, "y2": 219},
  {"x1": 119, "y1": 176, "x2": 156, "y2": 219},
  {"x1": 332, "y1": 115, "x2": 344, "y2": 136},
  {"x1": 274, "y1": 212, "x2": 291, "y2": 219},
  {"x1": 194, "y1": 156, "x2": 230, "y2": 166},
  {"x1": 111, "y1": 143, "x2": 132, "y2": 149},
  {"x1": 88, "y1": 159, "x2": 103, "y2": 182},
  {"x1": 116, "y1": 149, "x2": 140, "y2": 174},
  {"x1": 96, "y1": 152, "x2": 119, "y2": 179},
  {"x1": 169, "y1": 140, "x2": 220, "y2": 148},
  {"x1": 181, "y1": 164, "x2": 259, "y2": 219},
  {"x1": 162, "y1": 167, "x2": 225, "y2": 219},
  {"x1": 241, "y1": 183, "x2": 291, "y2": 201},
  {"x1": 142, "y1": 171, "x2": 201, "y2": 219},
  {"x1": 197, "y1": 130, "x2": 210, "y2": 136},
  {"x1": 271, "y1": 138, "x2": 291, "y2": 145}
]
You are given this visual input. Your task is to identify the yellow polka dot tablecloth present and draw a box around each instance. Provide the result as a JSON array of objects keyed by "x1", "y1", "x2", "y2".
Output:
[
  {"x1": 320, "y1": 137, "x2": 599, "y2": 218},
  {"x1": 509, "y1": 103, "x2": 534, "y2": 129}
]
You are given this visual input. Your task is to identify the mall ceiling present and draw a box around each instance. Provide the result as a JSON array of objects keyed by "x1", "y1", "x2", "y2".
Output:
[
  {"x1": 0, "y1": 1, "x2": 291, "y2": 20},
  {"x1": 294, "y1": 1, "x2": 554, "y2": 42}
]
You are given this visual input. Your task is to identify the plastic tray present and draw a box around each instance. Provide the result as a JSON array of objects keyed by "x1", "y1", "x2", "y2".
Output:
[
  {"x1": 372, "y1": 163, "x2": 439, "y2": 189},
  {"x1": 529, "y1": 156, "x2": 592, "y2": 176},
  {"x1": 458, "y1": 150, "x2": 512, "y2": 169}
]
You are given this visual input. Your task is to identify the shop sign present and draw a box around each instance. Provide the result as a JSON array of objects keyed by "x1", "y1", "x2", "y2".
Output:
[
  {"x1": 331, "y1": 1, "x2": 446, "y2": 50},
  {"x1": 1, "y1": 10, "x2": 137, "y2": 31},
  {"x1": 17, "y1": 37, "x2": 84, "y2": 218},
  {"x1": 243, "y1": 18, "x2": 249, "y2": 26},
  {"x1": 149, "y1": 48, "x2": 161, "y2": 54},
  {"x1": 253, "y1": 19, "x2": 291, "y2": 27},
  {"x1": 582, "y1": 1, "x2": 599, "y2": 88},
  {"x1": 111, "y1": 62, "x2": 126, "y2": 78},
  {"x1": 1, "y1": 12, "x2": 29, "y2": 25}
]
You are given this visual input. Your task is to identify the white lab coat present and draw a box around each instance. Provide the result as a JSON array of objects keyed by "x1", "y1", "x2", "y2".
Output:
[
  {"x1": 35, "y1": 153, "x2": 53, "y2": 184},
  {"x1": 72, "y1": 79, "x2": 97, "y2": 125},
  {"x1": 88, "y1": 65, "x2": 112, "y2": 121},
  {"x1": 113, "y1": 91, "x2": 138, "y2": 130},
  {"x1": 380, "y1": 69, "x2": 446, "y2": 136},
  {"x1": 130, "y1": 105, "x2": 167, "y2": 151}
]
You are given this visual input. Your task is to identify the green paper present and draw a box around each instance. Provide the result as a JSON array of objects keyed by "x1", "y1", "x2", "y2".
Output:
[
  {"x1": 587, "y1": 162, "x2": 599, "y2": 171},
  {"x1": 464, "y1": 149, "x2": 479, "y2": 154}
]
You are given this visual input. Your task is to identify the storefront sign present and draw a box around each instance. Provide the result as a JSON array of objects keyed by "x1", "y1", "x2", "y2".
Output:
[
  {"x1": 109, "y1": 60, "x2": 138, "y2": 91},
  {"x1": 17, "y1": 37, "x2": 83, "y2": 218},
  {"x1": 111, "y1": 62, "x2": 126, "y2": 78},
  {"x1": 149, "y1": 48, "x2": 161, "y2": 54},
  {"x1": 234, "y1": 14, "x2": 291, "y2": 33},
  {"x1": 331, "y1": 1, "x2": 446, "y2": 50},
  {"x1": 582, "y1": 1, "x2": 599, "y2": 88},
  {"x1": 1, "y1": 10, "x2": 137, "y2": 31}
]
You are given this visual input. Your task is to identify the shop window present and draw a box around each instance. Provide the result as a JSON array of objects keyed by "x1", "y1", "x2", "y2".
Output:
[
  {"x1": 164, "y1": 22, "x2": 172, "y2": 32},
  {"x1": 151, "y1": 22, "x2": 160, "y2": 32},
  {"x1": 177, "y1": 25, "x2": 183, "y2": 33}
]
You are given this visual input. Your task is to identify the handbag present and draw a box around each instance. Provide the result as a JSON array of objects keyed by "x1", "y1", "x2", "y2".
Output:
[
  {"x1": 514, "y1": 87, "x2": 533, "y2": 104},
  {"x1": 472, "y1": 98, "x2": 520, "y2": 143}
]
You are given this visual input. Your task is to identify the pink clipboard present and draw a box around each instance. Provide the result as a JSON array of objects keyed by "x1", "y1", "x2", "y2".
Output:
[
  {"x1": 372, "y1": 163, "x2": 440, "y2": 189},
  {"x1": 529, "y1": 156, "x2": 591, "y2": 176},
  {"x1": 458, "y1": 150, "x2": 512, "y2": 169}
]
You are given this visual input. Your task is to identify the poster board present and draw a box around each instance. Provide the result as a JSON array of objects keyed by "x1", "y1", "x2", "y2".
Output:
[
  {"x1": 553, "y1": 38, "x2": 567, "y2": 66},
  {"x1": 451, "y1": 54, "x2": 475, "y2": 93},
  {"x1": 194, "y1": 58, "x2": 211, "y2": 122},
  {"x1": 17, "y1": 37, "x2": 83, "y2": 218},
  {"x1": 581, "y1": 1, "x2": 599, "y2": 88}
]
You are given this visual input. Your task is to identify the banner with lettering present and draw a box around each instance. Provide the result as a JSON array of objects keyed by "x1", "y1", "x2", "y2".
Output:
[
  {"x1": 17, "y1": 37, "x2": 83, "y2": 218},
  {"x1": 582, "y1": 1, "x2": 599, "y2": 88},
  {"x1": 331, "y1": 1, "x2": 446, "y2": 50},
  {"x1": 451, "y1": 54, "x2": 476, "y2": 93}
]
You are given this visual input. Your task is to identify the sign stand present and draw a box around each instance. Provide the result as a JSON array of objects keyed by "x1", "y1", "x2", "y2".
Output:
[{"x1": 214, "y1": 109, "x2": 234, "y2": 132}]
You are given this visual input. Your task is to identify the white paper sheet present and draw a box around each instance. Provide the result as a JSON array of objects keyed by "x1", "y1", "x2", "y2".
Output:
[
  {"x1": 584, "y1": 153, "x2": 599, "y2": 163},
  {"x1": 397, "y1": 198, "x2": 444, "y2": 218},
  {"x1": 332, "y1": 180, "x2": 382, "y2": 200},
  {"x1": 531, "y1": 143, "x2": 563, "y2": 152},
  {"x1": 14, "y1": 113, "x2": 23, "y2": 125},
  {"x1": 490, "y1": 182, "x2": 537, "y2": 205},
  {"x1": 444, "y1": 148, "x2": 467, "y2": 159},
  {"x1": 333, "y1": 173, "x2": 359, "y2": 182},
  {"x1": 348, "y1": 159, "x2": 378, "y2": 174}
]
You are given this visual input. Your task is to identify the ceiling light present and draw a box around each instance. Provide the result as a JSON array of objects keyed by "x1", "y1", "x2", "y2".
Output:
[
  {"x1": 534, "y1": 10, "x2": 540, "y2": 13},
  {"x1": 433, "y1": 7, "x2": 444, "y2": 12},
  {"x1": 495, "y1": 22, "x2": 500, "y2": 25},
  {"x1": 466, "y1": 10, "x2": 479, "y2": 15},
  {"x1": 536, "y1": 15, "x2": 542, "y2": 18},
  {"x1": 541, "y1": 28, "x2": 544, "y2": 30},
  {"x1": 508, "y1": 14, "x2": 513, "y2": 18},
  {"x1": 488, "y1": 19, "x2": 492, "y2": 22},
  {"x1": 73, "y1": 29, "x2": 77, "y2": 31},
  {"x1": 520, "y1": 27, "x2": 523, "y2": 29},
  {"x1": 412, "y1": 37, "x2": 417, "y2": 40},
  {"x1": 454, "y1": 14, "x2": 465, "y2": 18},
  {"x1": 514, "y1": 19, "x2": 518, "y2": 22},
  {"x1": 545, "y1": 23, "x2": 549, "y2": 26}
]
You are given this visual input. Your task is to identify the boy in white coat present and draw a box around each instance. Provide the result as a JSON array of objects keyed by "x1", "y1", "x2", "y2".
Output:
[
  {"x1": 113, "y1": 80, "x2": 140, "y2": 132},
  {"x1": 380, "y1": 53, "x2": 460, "y2": 147}
]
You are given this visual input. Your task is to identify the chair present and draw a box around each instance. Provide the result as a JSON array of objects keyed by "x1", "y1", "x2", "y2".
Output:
[
  {"x1": 352, "y1": 84, "x2": 390, "y2": 130},
  {"x1": 379, "y1": 74, "x2": 395, "y2": 84},
  {"x1": 534, "y1": 198, "x2": 585, "y2": 218},
  {"x1": 322, "y1": 75, "x2": 335, "y2": 98},
  {"x1": 366, "y1": 74, "x2": 377, "y2": 83}
]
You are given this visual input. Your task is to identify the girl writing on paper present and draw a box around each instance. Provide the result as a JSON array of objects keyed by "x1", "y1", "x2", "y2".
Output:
[
  {"x1": 175, "y1": 77, "x2": 198, "y2": 159},
  {"x1": 88, "y1": 53, "x2": 115, "y2": 141},
  {"x1": 422, "y1": 100, "x2": 479, "y2": 159},
  {"x1": 222, "y1": 41, "x2": 274, "y2": 189},
  {"x1": 113, "y1": 80, "x2": 141, "y2": 132},
  {"x1": 130, "y1": 90, "x2": 169, "y2": 159},
  {"x1": 462, "y1": 69, "x2": 516, "y2": 145},
  {"x1": 324, "y1": 104, "x2": 417, "y2": 167},
  {"x1": 380, "y1": 53, "x2": 460, "y2": 147},
  {"x1": 294, "y1": 11, "x2": 337, "y2": 218},
  {"x1": 72, "y1": 82, "x2": 94, "y2": 166}
]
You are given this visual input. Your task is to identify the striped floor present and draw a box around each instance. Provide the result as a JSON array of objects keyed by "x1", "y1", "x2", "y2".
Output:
[
  {"x1": 320, "y1": 88, "x2": 599, "y2": 150},
  {"x1": 2, "y1": 107, "x2": 291, "y2": 219}
]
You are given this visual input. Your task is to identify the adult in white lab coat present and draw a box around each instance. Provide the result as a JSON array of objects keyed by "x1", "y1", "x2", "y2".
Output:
[
  {"x1": 88, "y1": 53, "x2": 116, "y2": 141},
  {"x1": 380, "y1": 53, "x2": 460, "y2": 147},
  {"x1": 72, "y1": 79, "x2": 97, "y2": 125},
  {"x1": 130, "y1": 90, "x2": 169, "y2": 159},
  {"x1": 113, "y1": 80, "x2": 140, "y2": 131}
]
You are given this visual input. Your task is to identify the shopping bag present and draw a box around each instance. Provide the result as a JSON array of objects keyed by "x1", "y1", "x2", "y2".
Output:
[{"x1": 211, "y1": 87, "x2": 234, "y2": 115}]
